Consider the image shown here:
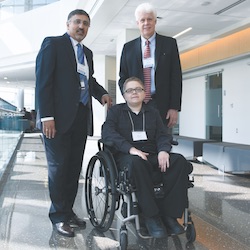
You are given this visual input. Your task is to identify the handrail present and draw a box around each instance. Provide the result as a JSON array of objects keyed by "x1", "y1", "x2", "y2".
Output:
[
  {"x1": 0, "y1": 107, "x2": 24, "y2": 117},
  {"x1": 0, "y1": 108, "x2": 23, "y2": 176}
]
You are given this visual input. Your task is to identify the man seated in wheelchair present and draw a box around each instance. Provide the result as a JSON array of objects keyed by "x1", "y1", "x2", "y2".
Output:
[{"x1": 102, "y1": 76, "x2": 191, "y2": 239}]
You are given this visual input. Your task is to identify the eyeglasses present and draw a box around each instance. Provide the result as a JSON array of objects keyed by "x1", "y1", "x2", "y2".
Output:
[
  {"x1": 124, "y1": 87, "x2": 145, "y2": 94},
  {"x1": 69, "y1": 19, "x2": 90, "y2": 27}
]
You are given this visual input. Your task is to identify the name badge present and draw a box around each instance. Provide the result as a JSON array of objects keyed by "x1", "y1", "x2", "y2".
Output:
[
  {"x1": 143, "y1": 57, "x2": 154, "y2": 68},
  {"x1": 132, "y1": 131, "x2": 147, "y2": 141},
  {"x1": 77, "y1": 63, "x2": 89, "y2": 79},
  {"x1": 80, "y1": 81, "x2": 85, "y2": 88}
]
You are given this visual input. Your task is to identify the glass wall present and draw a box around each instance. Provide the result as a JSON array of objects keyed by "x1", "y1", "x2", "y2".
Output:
[
  {"x1": 0, "y1": 0, "x2": 59, "y2": 21},
  {"x1": 0, "y1": 107, "x2": 23, "y2": 179},
  {"x1": 206, "y1": 73, "x2": 222, "y2": 141}
]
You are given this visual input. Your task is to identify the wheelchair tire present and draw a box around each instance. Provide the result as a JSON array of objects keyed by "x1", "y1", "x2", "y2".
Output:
[
  {"x1": 186, "y1": 223, "x2": 196, "y2": 243},
  {"x1": 85, "y1": 150, "x2": 117, "y2": 232},
  {"x1": 120, "y1": 225, "x2": 128, "y2": 250}
]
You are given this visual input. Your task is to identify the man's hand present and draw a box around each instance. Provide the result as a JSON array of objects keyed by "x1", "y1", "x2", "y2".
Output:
[
  {"x1": 42, "y1": 120, "x2": 56, "y2": 139},
  {"x1": 166, "y1": 109, "x2": 178, "y2": 128},
  {"x1": 158, "y1": 151, "x2": 169, "y2": 172},
  {"x1": 129, "y1": 147, "x2": 149, "y2": 160},
  {"x1": 101, "y1": 94, "x2": 112, "y2": 108}
]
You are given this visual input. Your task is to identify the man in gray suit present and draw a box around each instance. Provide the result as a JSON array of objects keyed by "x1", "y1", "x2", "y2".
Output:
[
  {"x1": 36, "y1": 9, "x2": 112, "y2": 237},
  {"x1": 119, "y1": 2, "x2": 182, "y2": 130}
]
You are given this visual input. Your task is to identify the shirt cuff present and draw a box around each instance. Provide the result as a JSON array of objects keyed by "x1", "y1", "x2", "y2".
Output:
[{"x1": 41, "y1": 117, "x2": 54, "y2": 122}]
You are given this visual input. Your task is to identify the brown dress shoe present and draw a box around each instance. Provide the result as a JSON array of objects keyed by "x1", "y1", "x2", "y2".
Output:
[
  {"x1": 68, "y1": 215, "x2": 86, "y2": 228},
  {"x1": 54, "y1": 222, "x2": 74, "y2": 237}
]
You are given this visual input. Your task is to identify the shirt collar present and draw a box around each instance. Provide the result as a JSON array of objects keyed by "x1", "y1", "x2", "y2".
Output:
[
  {"x1": 141, "y1": 32, "x2": 156, "y2": 46},
  {"x1": 67, "y1": 33, "x2": 83, "y2": 47}
]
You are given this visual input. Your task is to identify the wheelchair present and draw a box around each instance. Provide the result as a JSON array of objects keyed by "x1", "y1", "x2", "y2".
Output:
[{"x1": 85, "y1": 139, "x2": 196, "y2": 249}]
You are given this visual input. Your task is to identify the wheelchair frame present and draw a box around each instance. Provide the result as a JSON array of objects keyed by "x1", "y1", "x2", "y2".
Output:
[{"x1": 85, "y1": 139, "x2": 196, "y2": 249}]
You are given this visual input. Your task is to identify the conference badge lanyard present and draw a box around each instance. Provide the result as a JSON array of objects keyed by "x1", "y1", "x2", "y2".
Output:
[
  {"x1": 128, "y1": 111, "x2": 147, "y2": 141},
  {"x1": 77, "y1": 57, "x2": 89, "y2": 89}
]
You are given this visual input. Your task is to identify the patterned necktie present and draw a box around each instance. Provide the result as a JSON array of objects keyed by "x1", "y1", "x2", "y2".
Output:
[
  {"x1": 77, "y1": 43, "x2": 89, "y2": 105},
  {"x1": 143, "y1": 40, "x2": 151, "y2": 103}
]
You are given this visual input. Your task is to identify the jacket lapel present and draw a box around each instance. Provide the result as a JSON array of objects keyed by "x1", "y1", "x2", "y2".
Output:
[
  {"x1": 62, "y1": 33, "x2": 80, "y2": 82},
  {"x1": 155, "y1": 33, "x2": 162, "y2": 70},
  {"x1": 135, "y1": 37, "x2": 142, "y2": 64},
  {"x1": 135, "y1": 38, "x2": 144, "y2": 77}
]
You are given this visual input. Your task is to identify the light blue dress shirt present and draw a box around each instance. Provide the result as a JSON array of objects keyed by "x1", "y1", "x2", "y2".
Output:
[{"x1": 141, "y1": 33, "x2": 156, "y2": 94}]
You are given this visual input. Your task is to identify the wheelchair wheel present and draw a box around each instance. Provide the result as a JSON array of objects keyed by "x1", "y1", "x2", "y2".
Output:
[
  {"x1": 186, "y1": 223, "x2": 196, "y2": 243},
  {"x1": 85, "y1": 151, "x2": 117, "y2": 232},
  {"x1": 185, "y1": 210, "x2": 196, "y2": 243},
  {"x1": 120, "y1": 225, "x2": 128, "y2": 250}
]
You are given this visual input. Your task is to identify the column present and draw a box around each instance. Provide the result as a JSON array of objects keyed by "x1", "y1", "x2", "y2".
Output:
[{"x1": 116, "y1": 29, "x2": 139, "y2": 104}]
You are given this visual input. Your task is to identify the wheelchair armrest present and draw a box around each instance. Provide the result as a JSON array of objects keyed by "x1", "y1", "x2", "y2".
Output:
[
  {"x1": 98, "y1": 138, "x2": 114, "y2": 147},
  {"x1": 98, "y1": 139, "x2": 114, "y2": 151},
  {"x1": 171, "y1": 139, "x2": 179, "y2": 146}
]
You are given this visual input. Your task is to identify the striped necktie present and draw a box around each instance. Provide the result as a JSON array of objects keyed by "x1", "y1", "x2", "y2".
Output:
[{"x1": 143, "y1": 40, "x2": 151, "y2": 103}]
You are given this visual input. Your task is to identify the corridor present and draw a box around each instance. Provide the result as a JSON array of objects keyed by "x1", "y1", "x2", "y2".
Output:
[{"x1": 0, "y1": 133, "x2": 249, "y2": 250}]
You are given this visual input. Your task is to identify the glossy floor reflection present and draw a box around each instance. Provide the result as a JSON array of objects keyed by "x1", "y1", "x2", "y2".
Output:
[{"x1": 0, "y1": 133, "x2": 249, "y2": 250}]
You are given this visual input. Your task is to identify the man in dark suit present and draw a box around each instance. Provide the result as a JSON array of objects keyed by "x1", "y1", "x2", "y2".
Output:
[
  {"x1": 36, "y1": 9, "x2": 112, "y2": 237},
  {"x1": 118, "y1": 2, "x2": 182, "y2": 129}
]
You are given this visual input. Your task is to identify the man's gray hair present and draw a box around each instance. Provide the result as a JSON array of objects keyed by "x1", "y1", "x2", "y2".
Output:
[{"x1": 135, "y1": 3, "x2": 157, "y2": 21}]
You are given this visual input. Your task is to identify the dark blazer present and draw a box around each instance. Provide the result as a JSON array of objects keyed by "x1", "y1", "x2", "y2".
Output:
[
  {"x1": 36, "y1": 33, "x2": 107, "y2": 135},
  {"x1": 102, "y1": 103, "x2": 172, "y2": 154},
  {"x1": 118, "y1": 33, "x2": 182, "y2": 122}
]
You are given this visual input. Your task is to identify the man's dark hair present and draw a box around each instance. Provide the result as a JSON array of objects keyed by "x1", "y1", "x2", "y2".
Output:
[{"x1": 67, "y1": 9, "x2": 90, "y2": 22}]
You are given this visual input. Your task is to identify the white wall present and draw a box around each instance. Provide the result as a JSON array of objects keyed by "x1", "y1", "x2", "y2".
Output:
[
  {"x1": 116, "y1": 29, "x2": 140, "y2": 104},
  {"x1": 222, "y1": 57, "x2": 250, "y2": 144},
  {"x1": 92, "y1": 55, "x2": 116, "y2": 137},
  {"x1": 180, "y1": 76, "x2": 206, "y2": 138},
  {"x1": 181, "y1": 56, "x2": 250, "y2": 145}
]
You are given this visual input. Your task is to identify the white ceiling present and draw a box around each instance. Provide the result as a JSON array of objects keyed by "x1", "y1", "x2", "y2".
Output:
[{"x1": 1, "y1": 0, "x2": 250, "y2": 88}]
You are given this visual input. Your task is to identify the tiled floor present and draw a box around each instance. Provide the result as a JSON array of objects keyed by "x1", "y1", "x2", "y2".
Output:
[{"x1": 0, "y1": 133, "x2": 249, "y2": 250}]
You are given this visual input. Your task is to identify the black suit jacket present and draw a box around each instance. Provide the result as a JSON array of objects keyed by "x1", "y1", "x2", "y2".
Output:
[
  {"x1": 118, "y1": 33, "x2": 182, "y2": 121},
  {"x1": 36, "y1": 33, "x2": 107, "y2": 135}
]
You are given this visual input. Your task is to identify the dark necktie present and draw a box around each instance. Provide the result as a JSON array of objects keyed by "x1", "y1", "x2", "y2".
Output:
[
  {"x1": 77, "y1": 43, "x2": 89, "y2": 105},
  {"x1": 143, "y1": 40, "x2": 151, "y2": 103}
]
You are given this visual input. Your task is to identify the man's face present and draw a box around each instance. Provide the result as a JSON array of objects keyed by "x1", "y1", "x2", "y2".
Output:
[
  {"x1": 136, "y1": 11, "x2": 156, "y2": 39},
  {"x1": 123, "y1": 80, "x2": 145, "y2": 105},
  {"x1": 67, "y1": 14, "x2": 90, "y2": 42}
]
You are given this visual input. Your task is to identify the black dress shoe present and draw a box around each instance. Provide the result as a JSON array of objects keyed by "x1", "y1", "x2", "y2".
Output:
[
  {"x1": 163, "y1": 216, "x2": 185, "y2": 235},
  {"x1": 144, "y1": 216, "x2": 167, "y2": 238},
  {"x1": 68, "y1": 215, "x2": 86, "y2": 228},
  {"x1": 54, "y1": 222, "x2": 74, "y2": 237}
]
